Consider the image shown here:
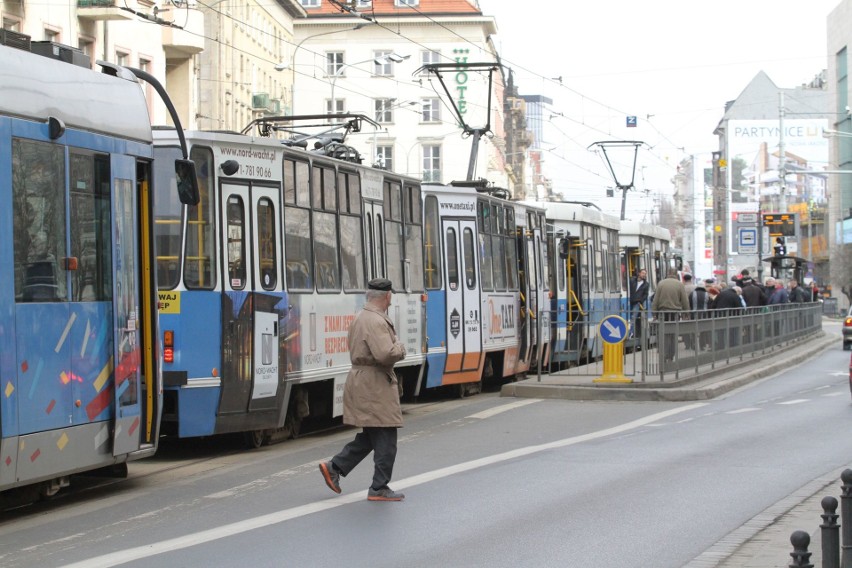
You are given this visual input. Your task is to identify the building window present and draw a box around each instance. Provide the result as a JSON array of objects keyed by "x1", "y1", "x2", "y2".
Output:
[
  {"x1": 300, "y1": 0, "x2": 320, "y2": 7},
  {"x1": 116, "y1": 50, "x2": 129, "y2": 67},
  {"x1": 44, "y1": 28, "x2": 59, "y2": 43},
  {"x1": 395, "y1": 0, "x2": 419, "y2": 6},
  {"x1": 374, "y1": 98, "x2": 394, "y2": 123},
  {"x1": 422, "y1": 145, "x2": 441, "y2": 183},
  {"x1": 3, "y1": 18, "x2": 21, "y2": 31},
  {"x1": 326, "y1": 98, "x2": 345, "y2": 117},
  {"x1": 356, "y1": 0, "x2": 371, "y2": 6},
  {"x1": 376, "y1": 145, "x2": 393, "y2": 171},
  {"x1": 421, "y1": 98, "x2": 441, "y2": 123},
  {"x1": 326, "y1": 51, "x2": 344, "y2": 76},
  {"x1": 420, "y1": 49, "x2": 440, "y2": 75},
  {"x1": 374, "y1": 50, "x2": 395, "y2": 77}
]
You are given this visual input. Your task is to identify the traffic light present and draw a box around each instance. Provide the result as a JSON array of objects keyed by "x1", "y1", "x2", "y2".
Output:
[{"x1": 773, "y1": 236, "x2": 787, "y2": 256}]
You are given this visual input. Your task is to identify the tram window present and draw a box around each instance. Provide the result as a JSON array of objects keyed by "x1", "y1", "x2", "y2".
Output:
[
  {"x1": 322, "y1": 168, "x2": 337, "y2": 211},
  {"x1": 463, "y1": 227, "x2": 477, "y2": 290},
  {"x1": 446, "y1": 227, "x2": 459, "y2": 290},
  {"x1": 505, "y1": 235, "x2": 518, "y2": 290},
  {"x1": 154, "y1": 146, "x2": 183, "y2": 290},
  {"x1": 313, "y1": 210, "x2": 340, "y2": 291},
  {"x1": 384, "y1": 182, "x2": 403, "y2": 289},
  {"x1": 284, "y1": 206, "x2": 313, "y2": 290},
  {"x1": 539, "y1": 236, "x2": 550, "y2": 292},
  {"x1": 70, "y1": 151, "x2": 112, "y2": 302},
  {"x1": 558, "y1": 254, "x2": 565, "y2": 292},
  {"x1": 340, "y1": 215, "x2": 365, "y2": 290},
  {"x1": 184, "y1": 146, "x2": 215, "y2": 290},
  {"x1": 479, "y1": 233, "x2": 494, "y2": 291},
  {"x1": 295, "y1": 161, "x2": 309, "y2": 206},
  {"x1": 349, "y1": 174, "x2": 361, "y2": 213},
  {"x1": 284, "y1": 160, "x2": 295, "y2": 204},
  {"x1": 365, "y1": 214, "x2": 376, "y2": 280},
  {"x1": 385, "y1": 216, "x2": 403, "y2": 291},
  {"x1": 375, "y1": 213, "x2": 386, "y2": 278},
  {"x1": 492, "y1": 234, "x2": 506, "y2": 290},
  {"x1": 13, "y1": 139, "x2": 68, "y2": 302},
  {"x1": 404, "y1": 185, "x2": 424, "y2": 293},
  {"x1": 423, "y1": 195, "x2": 442, "y2": 290},
  {"x1": 384, "y1": 181, "x2": 402, "y2": 221},
  {"x1": 226, "y1": 196, "x2": 247, "y2": 290},
  {"x1": 257, "y1": 197, "x2": 277, "y2": 291}
]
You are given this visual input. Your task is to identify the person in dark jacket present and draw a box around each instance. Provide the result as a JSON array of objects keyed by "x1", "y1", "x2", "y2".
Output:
[
  {"x1": 768, "y1": 281, "x2": 789, "y2": 305},
  {"x1": 713, "y1": 286, "x2": 743, "y2": 348},
  {"x1": 628, "y1": 268, "x2": 649, "y2": 338},
  {"x1": 740, "y1": 278, "x2": 765, "y2": 308},
  {"x1": 687, "y1": 281, "x2": 711, "y2": 350},
  {"x1": 788, "y1": 279, "x2": 809, "y2": 303}
]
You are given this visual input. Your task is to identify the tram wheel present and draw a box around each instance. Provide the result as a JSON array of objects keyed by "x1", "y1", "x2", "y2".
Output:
[{"x1": 245, "y1": 430, "x2": 269, "y2": 449}]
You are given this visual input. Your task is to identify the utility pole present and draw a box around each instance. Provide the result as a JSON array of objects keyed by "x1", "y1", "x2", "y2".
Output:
[{"x1": 779, "y1": 92, "x2": 787, "y2": 213}]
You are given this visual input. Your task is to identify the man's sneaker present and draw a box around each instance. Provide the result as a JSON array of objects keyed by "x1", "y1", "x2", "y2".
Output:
[
  {"x1": 367, "y1": 487, "x2": 405, "y2": 501},
  {"x1": 319, "y1": 462, "x2": 341, "y2": 494}
]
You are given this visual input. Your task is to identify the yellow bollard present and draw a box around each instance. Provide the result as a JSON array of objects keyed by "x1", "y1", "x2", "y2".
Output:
[{"x1": 593, "y1": 315, "x2": 632, "y2": 384}]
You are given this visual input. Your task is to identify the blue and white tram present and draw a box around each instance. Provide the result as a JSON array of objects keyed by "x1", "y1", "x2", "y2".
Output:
[
  {"x1": 420, "y1": 183, "x2": 550, "y2": 395},
  {"x1": 532, "y1": 202, "x2": 623, "y2": 365},
  {"x1": 152, "y1": 129, "x2": 425, "y2": 443},
  {"x1": 0, "y1": 43, "x2": 182, "y2": 495}
]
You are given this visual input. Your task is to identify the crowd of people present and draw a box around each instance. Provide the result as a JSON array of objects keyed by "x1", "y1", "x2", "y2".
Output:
[
  {"x1": 629, "y1": 269, "x2": 821, "y2": 360},
  {"x1": 683, "y1": 270, "x2": 821, "y2": 311}
]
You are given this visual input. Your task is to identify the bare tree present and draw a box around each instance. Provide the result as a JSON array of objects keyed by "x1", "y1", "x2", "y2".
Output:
[{"x1": 830, "y1": 243, "x2": 852, "y2": 303}]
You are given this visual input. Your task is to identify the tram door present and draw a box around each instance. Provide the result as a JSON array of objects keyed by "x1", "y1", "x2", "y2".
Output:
[
  {"x1": 442, "y1": 219, "x2": 482, "y2": 375},
  {"x1": 219, "y1": 184, "x2": 282, "y2": 415},
  {"x1": 111, "y1": 155, "x2": 143, "y2": 456}
]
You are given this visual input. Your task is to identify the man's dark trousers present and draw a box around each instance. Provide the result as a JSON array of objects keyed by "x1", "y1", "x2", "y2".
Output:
[{"x1": 331, "y1": 427, "x2": 397, "y2": 491}]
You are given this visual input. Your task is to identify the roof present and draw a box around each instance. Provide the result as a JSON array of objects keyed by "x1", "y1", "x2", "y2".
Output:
[{"x1": 300, "y1": 0, "x2": 482, "y2": 17}]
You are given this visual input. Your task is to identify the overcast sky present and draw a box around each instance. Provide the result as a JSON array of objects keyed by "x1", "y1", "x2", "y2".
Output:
[{"x1": 477, "y1": 0, "x2": 839, "y2": 219}]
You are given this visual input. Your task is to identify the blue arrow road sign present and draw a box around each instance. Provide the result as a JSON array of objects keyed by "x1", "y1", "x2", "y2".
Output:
[{"x1": 599, "y1": 315, "x2": 628, "y2": 344}]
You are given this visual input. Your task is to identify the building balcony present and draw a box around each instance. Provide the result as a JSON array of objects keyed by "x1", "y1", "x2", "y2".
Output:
[
  {"x1": 77, "y1": 0, "x2": 136, "y2": 21},
  {"x1": 162, "y1": 8, "x2": 205, "y2": 57}
]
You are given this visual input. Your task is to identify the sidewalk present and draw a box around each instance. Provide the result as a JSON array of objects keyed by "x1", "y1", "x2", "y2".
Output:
[{"x1": 502, "y1": 324, "x2": 844, "y2": 567}]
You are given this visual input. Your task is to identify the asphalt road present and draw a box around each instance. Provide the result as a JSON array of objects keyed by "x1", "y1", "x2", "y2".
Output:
[{"x1": 1, "y1": 337, "x2": 850, "y2": 568}]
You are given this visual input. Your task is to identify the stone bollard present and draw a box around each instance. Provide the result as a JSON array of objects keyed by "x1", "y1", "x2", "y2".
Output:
[
  {"x1": 823, "y1": 496, "x2": 840, "y2": 568},
  {"x1": 842, "y1": 469, "x2": 852, "y2": 568},
  {"x1": 790, "y1": 529, "x2": 814, "y2": 568}
]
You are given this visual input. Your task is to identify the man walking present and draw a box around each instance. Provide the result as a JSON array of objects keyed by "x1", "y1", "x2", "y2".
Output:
[
  {"x1": 651, "y1": 269, "x2": 690, "y2": 361},
  {"x1": 319, "y1": 278, "x2": 407, "y2": 502}
]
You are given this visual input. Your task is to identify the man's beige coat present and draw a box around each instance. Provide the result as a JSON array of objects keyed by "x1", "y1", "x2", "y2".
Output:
[{"x1": 342, "y1": 304, "x2": 406, "y2": 427}]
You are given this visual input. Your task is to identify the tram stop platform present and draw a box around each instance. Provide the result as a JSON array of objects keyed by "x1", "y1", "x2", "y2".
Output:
[{"x1": 501, "y1": 329, "x2": 838, "y2": 403}]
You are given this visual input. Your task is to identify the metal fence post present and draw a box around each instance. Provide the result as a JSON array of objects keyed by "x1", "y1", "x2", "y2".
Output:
[
  {"x1": 536, "y1": 309, "x2": 544, "y2": 382},
  {"x1": 841, "y1": 469, "x2": 852, "y2": 568},
  {"x1": 823, "y1": 496, "x2": 840, "y2": 568},
  {"x1": 789, "y1": 530, "x2": 814, "y2": 568}
]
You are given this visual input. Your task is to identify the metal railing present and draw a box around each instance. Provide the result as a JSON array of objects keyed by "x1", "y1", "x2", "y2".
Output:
[{"x1": 543, "y1": 303, "x2": 823, "y2": 382}]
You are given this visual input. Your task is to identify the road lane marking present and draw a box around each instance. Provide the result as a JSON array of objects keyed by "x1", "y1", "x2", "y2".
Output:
[
  {"x1": 824, "y1": 391, "x2": 846, "y2": 397},
  {"x1": 467, "y1": 399, "x2": 541, "y2": 419},
  {"x1": 725, "y1": 408, "x2": 760, "y2": 414},
  {"x1": 60, "y1": 402, "x2": 707, "y2": 568},
  {"x1": 777, "y1": 399, "x2": 809, "y2": 405}
]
